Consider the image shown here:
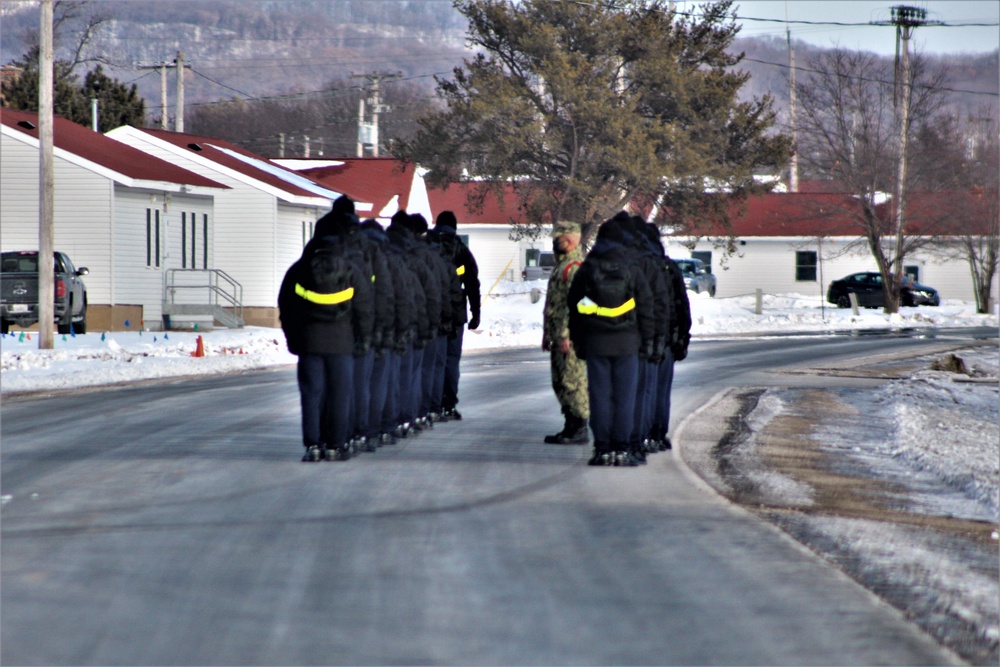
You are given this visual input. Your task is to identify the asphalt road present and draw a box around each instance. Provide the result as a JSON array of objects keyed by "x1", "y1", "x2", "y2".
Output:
[{"x1": 3, "y1": 330, "x2": 989, "y2": 665}]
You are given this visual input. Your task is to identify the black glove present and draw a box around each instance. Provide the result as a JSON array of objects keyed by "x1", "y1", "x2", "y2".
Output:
[
  {"x1": 354, "y1": 339, "x2": 371, "y2": 357},
  {"x1": 468, "y1": 312, "x2": 481, "y2": 330},
  {"x1": 672, "y1": 344, "x2": 687, "y2": 362}
]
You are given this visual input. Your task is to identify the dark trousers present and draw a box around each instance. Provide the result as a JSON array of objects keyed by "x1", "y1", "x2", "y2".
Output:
[
  {"x1": 352, "y1": 349, "x2": 374, "y2": 439},
  {"x1": 632, "y1": 360, "x2": 657, "y2": 444},
  {"x1": 427, "y1": 334, "x2": 448, "y2": 412},
  {"x1": 409, "y1": 345, "x2": 426, "y2": 421},
  {"x1": 297, "y1": 353, "x2": 354, "y2": 449},
  {"x1": 653, "y1": 348, "x2": 676, "y2": 439},
  {"x1": 382, "y1": 351, "x2": 402, "y2": 432},
  {"x1": 443, "y1": 327, "x2": 464, "y2": 409},
  {"x1": 426, "y1": 334, "x2": 448, "y2": 414},
  {"x1": 396, "y1": 347, "x2": 415, "y2": 424},
  {"x1": 586, "y1": 353, "x2": 639, "y2": 446},
  {"x1": 367, "y1": 351, "x2": 391, "y2": 438}
]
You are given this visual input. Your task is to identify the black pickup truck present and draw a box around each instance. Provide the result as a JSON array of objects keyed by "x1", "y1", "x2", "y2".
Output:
[{"x1": 1, "y1": 251, "x2": 89, "y2": 334}]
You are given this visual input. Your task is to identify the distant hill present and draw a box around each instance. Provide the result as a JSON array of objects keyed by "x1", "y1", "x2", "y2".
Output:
[{"x1": 2, "y1": 0, "x2": 995, "y2": 150}]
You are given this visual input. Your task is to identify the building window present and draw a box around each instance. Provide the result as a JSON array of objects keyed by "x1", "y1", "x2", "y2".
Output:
[
  {"x1": 692, "y1": 250, "x2": 712, "y2": 270},
  {"x1": 904, "y1": 265, "x2": 920, "y2": 282},
  {"x1": 190, "y1": 212, "x2": 197, "y2": 269},
  {"x1": 181, "y1": 212, "x2": 188, "y2": 268},
  {"x1": 146, "y1": 208, "x2": 161, "y2": 268},
  {"x1": 203, "y1": 214, "x2": 209, "y2": 268},
  {"x1": 796, "y1": 251, "x2": 817, "y2": 282}
]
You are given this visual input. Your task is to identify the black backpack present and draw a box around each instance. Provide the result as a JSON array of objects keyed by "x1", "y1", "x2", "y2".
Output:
[
  {"x1": 303, "y1": 243, "x2": 355, "y2": 320},
  {"x1": 581, "y1": 259, "x2": 636, "y2": 328}
]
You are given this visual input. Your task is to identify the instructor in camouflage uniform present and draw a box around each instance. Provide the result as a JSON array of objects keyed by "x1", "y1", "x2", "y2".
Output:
[{"x1": 541, "y1": 221, "x2": 589, "y2": 444}]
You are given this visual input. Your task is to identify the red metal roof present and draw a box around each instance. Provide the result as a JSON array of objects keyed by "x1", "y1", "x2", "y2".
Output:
[
  {"x1": 136, "y1": 127, "x2": 329, "y2": 199},
  {"x1": 1, "y1": 109, "x2": 227, "y2": 190},
  {"x1": 427, "y1": 182, "x2": 527, "y2": 225},
  {"x1": 722, "y1": 193, "x2": 867, "y2": 237},
  {"x1": 297, "y1": 158, "x2": 417, "y2": 215}
]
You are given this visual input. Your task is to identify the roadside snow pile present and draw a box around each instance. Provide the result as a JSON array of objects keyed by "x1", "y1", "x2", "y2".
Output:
[
  {"x1": 878, "y1": 347, "x2": 1000, "y2": 519},
  {"x1": 0, "y1": 328, "x2": 295, "y2": 394}
]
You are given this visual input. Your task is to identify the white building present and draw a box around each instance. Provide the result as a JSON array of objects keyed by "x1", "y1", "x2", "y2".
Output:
[
  {"x1": 106, "y1": 126, "x2": 342, "y2": 327},
  {"x1": 1, "y1": 110, "x2": 228, "y2": 331}
]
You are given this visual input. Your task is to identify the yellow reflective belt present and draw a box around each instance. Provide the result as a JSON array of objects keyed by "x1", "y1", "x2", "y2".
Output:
[
  {"x1": 295, "y1": 283, "x2": 354, "y2": 305},
  {"x1": 456, "y1": 265, "x2": 466, "y2": 276},
  {"x1": 577, "y1": 296, "x2": 636, "y2": 318}
]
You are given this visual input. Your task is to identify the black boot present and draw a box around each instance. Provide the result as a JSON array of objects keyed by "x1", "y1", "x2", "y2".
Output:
[
  {"x1": 557, "y1": 415, "x2": 589, "y2": 444},
  {"x1": 544, "y1": 416, "x2": 571, "y2": 444}
]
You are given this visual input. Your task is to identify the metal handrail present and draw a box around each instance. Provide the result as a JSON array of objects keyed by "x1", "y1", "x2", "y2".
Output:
[{"x1": 164, "y1": 269, "x2": 244, "y2": 324}]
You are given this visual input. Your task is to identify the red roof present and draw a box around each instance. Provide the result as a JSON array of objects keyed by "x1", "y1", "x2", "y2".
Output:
[
  {"x1": 427, "y1": 182, "x2": 527, "y2": 225},
  {"x1": 299, "y1": 158, "x2": 415, "y2": 215},
  {"x1": 135, "y1": 127, "x2": 331, "y2": 199},
  {"x1": 1, "y1": 109, "x2": 226, "y2": 189},
  {"x1": 723, "y1": 193, "x2": 867, "y2": 237},
  {"x1": 692, "y1": 191, "x2": 992, "y2": 237}
]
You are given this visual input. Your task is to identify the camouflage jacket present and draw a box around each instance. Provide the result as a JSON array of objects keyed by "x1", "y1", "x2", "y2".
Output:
[{"x1": 543, "y1": 245, "x2": 585, "y2": 347}]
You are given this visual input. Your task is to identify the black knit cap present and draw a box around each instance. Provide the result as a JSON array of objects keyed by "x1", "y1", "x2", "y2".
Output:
[
  {"x1": 406, "y1": 213, "x2": 429, "y2": 235},
  {"x1": 388, "y1": 210, "x2": 410, "y2": 232},
  {"x1": 434, "y1": 210, "x2": 458, "y2": 231}
]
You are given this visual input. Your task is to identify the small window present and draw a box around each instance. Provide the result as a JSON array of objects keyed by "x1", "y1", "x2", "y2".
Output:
[
  {"x1": 904, "y1": 265, "x2": 920, "y2": 282},
  {"x1": 525, "y1": 248, "x2": 541, "y2": 267},
  {"x1": 459, "y1": 234, "x2": 470, "y2": 248},
  {"x1": 181, "y1": 212, "x2": 188, "y2": 268},
  {"x1": 147, "y1": 208, "x2": 160, "y2": 268},
  {"x1": 795, "y1": 251, "x2": 817, "y2": 282},
  {"x1": 692, "y1": 251, "x2": 712, "y2": 271}
]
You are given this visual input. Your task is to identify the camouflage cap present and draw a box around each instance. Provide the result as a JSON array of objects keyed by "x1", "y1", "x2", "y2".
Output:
[{"x1": 550, "y1": 220, "x2": 581, "y2": 238}]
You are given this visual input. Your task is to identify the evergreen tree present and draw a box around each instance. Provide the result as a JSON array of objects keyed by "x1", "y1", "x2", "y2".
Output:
[
  {"x1": 2, "y1": 49, "x2": 145, "y2": 131},
  {"x1": 397, "y1": 0, "x2": 789, "y2": 243}
]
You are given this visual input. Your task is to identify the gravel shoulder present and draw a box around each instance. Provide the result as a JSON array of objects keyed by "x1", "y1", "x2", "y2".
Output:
[{"x1": 675, "y1": 340, "x2": 1000, "y2": 666}]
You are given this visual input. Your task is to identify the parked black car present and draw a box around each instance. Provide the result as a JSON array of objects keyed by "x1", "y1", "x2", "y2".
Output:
[
  {"x1": 1, "y1": 251, "x2": 89, "y2": 334},
  {"x1": 827, "y1": 271, "x2": 939, "y2": 309}
]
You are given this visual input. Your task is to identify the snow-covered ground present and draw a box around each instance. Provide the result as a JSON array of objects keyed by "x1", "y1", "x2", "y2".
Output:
[{"x1": 2, "y1": 281, "x2": 998, "y2": 660}]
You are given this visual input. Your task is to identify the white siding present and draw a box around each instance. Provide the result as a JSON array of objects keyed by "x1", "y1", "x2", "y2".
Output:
[
  {"x1": 461, "y1": 225, "x2": 523, "y2": 290},
  {"x1": 106, "y1": 129, "x2": 329, "y2": 308},
  {"x1": 1, "y1": 132, "x2": 114, "y2": 303},
  {"x1": 680, "y1": 237, "x2": 987, "y2": 302},
  {"x1": 111, "y1": 188, "x2": 214, "y2": 323}
]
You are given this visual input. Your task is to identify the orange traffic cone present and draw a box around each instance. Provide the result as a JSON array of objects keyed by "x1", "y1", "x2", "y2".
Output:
[{"x1": 191, "y1": 335, "x2": 205, "y2": 358}]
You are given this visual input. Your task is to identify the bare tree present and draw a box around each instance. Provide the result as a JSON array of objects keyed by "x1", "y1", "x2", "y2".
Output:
[
  {"x1": 922, "y1": 110, "x2": 1000, "y2": 313},
  {"x1": 16, "y1": 1, "x2": 114, "y2": 72},
  {"x1": 795, "y1": 48, "x2": 951, "y2": 313}
]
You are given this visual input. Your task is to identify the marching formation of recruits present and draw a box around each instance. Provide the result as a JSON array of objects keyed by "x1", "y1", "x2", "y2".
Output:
[
  {"x1": 279, "y1": 194, "x2": 687, "y2": 467},
  {"x1": 566, "y1": 212, "x2": 691, "y2": 467},
  {"x1": 279, "y1": 196, "x2": 481, "y2": 463}
]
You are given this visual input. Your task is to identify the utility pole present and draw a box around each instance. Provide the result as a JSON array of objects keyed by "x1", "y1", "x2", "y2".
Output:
[
  {"x1": 160, "y1": 60, "x2": 168, "y2": 129},
  {"x1": 351, "y1": 71, "x2": 401, "y2": 157},
  {"x1": 137, "y1": 53, "x2": 191, "y2": 131},
  {"x1": 38, "y1": 0, "x2": 55, "y2": 349},
  {"x1": 175, "y1": 51, "x2": 185, "y2": 132},
  {"x1": 887, "y1": 6, "x2": 931, "y2": 305},
  {"x1": 786, "y1": 26, "x2": 798, "y2": 193}
]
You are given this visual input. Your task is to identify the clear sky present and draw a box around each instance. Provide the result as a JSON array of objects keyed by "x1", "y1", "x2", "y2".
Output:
[{"x1": 693, "y1": 1, "x2": 1000, "y2": 55}]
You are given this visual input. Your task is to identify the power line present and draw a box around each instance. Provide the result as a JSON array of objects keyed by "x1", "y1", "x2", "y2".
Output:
[{"x1": 740, "y1": 56, "x2": 1000, "y2": 98}]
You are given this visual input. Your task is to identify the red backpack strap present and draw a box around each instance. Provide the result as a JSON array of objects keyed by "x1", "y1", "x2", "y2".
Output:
[{"x1": 562, "y1": 260, "x2": 581, "y2": 284}]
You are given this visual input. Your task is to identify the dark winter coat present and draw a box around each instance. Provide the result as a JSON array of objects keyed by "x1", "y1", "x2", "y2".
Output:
[
  {"x1": 567, "y1": 237, "x2": 654, "y2": 358},
  {"x1": 429, "y1": 228, "x2": 481, "y2": 329},
  {"x1": 386, "y1": 223, "x2": 437, "y2": 346},
  {"x1": 278, "y1": 232, "x2": 374, "y2": 356},
  {"x1": 665, "y1": 257, "x2": 692, "y2": 360},
  {"x1": 359, "y1": 222, "x2": 397, "y2": 353}
]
